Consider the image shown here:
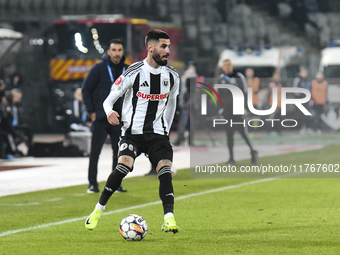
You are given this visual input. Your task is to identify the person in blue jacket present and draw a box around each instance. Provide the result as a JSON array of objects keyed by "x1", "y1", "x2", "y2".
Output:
[{"x1": 82, "y1": 39, "x2": 128, "y2": 193}]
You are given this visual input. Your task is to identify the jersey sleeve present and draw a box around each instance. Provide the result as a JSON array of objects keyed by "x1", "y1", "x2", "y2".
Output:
[
  {"x1": 164, "y1": 74, "x2": 180, "y2": 133},
  {"x1": 169, "y1": 74, "x2": 180, "y2": 99},
  {"x1": 103, "y1": 73, "x2": 132, "y2": 116}
]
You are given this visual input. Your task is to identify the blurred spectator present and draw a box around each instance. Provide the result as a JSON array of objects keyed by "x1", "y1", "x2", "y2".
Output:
[
  {"x1": 217, "y1": 59, "x2": 258, "y2": 164},
  {"x1": 0, "y1": 79, "x2": 6, "y2": 98},
  {"x1": 245, "y1": 68, "x2": 261, "y2": 134},
  {"x1": 245, "y1": 68, "x2": 260, "y2": 108},
  {"x1": 266, "y1": 72, "x2": 283, "y2": 136},
  {"x1": 67, "y1": 88, "x2": 91, "y2": 132},
  {"x1": 292, "y1": 67, "x2": 312, "y2": 134},
  {"x1": 174, "y1": 61, "x2": 197, "y2": 146},
  {"x1": 6, "y1": 88, "x2": 33, "y2": 155},
  {"x1": 0, "y1": 90, "x2": 17, "y2": 158},
  {"x1": 311, "y1": 71, "x2": 328, "y2": 135}
]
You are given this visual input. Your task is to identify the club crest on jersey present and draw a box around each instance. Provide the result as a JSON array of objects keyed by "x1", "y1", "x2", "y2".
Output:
[
  {"x1": 163, "y1": 79, "x2": 169, "y2": 87},
  {"x1": 114, "y1": 77, "x2": 122, "y2": 85}
]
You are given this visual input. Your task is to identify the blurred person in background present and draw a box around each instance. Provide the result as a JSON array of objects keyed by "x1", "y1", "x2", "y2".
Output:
[
  {"x1": 310, "y1": 71, "x2": 328, "y2": 135},
  {"x1": 245, "y1": 68, "x2": 260, "y2": 108},
  {"x1": 245, "y1": 68, "x2": 261, "y2": 135},
  {"x1": 217, "y1": 59, "x2": 258, "y2": 165},
  {"x1": 0, "y1": 81, "x2": 16, "y2": 158},
  {"x1": 67, "y1": 88, "x2": 91, "y2": 132},
  {"x1": 1, "y1": 89, "x2": 28, "y2": 158},
  {"x1": 6, "y1": 88, "x2": 33, "y2": 156},
  {"x1": 82, "y1": 39, "x2": 128, "y2": 194},
  {"x1": 174, "y1": 61, "x2": 197, "y2": 146},
  {"x1": 0, "y1": 79, "x2": 6, "y2": 98},
  {"x1": 292, "y1": 67, "x2": 312, "y2": 134},
  {"x1": 266, "y1": 72, "x2": 283, "y2": 136}
]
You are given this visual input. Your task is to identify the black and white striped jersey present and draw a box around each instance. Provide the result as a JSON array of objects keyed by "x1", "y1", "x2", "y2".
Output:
[{"x1": 103, "y1": 59, "x2": 180, "y2": 136}]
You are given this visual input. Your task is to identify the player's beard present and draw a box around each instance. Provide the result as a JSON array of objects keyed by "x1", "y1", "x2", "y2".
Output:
[{"x1": 152, "y1": 51, "x2": 168, "y2": 66}]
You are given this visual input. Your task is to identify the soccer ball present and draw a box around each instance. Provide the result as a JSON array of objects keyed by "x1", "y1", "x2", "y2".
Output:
[{"x1": 119, "y1": 214, "x2": 148, "y2": 241}]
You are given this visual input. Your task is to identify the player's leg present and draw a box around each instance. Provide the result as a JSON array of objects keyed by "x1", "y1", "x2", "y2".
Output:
[
  {"x1": 157, "y1": 159, "x2": 180, "y2": 233},
  {"x1": 85, "y1": 138, "x2": 137, "y2": 230},
  {"x1": 87, "y1": 120, "x2": 108, "y2": 193},
  {"x1": 109, "y1": 123, "x2": 127, "y2": 192},
  {"x1": 156, "y1": 159, "x2": 174, "y2": 216},
  {"x1": 85, "y1": 155, "x2": 134, "y2": 230},
  {"x1": 149, "y1": 138, "x2": 179, "y2": 233},
  {"x1": 99, "y1": 155, "x2": 134, "y2": 205}
]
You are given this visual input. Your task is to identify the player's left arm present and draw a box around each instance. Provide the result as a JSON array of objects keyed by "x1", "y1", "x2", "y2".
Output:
[{"x1": 164, "y1": 74, "x2": 180, "y2": 133}]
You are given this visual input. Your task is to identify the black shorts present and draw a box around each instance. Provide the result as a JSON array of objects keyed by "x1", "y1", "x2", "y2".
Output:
[{"x1": 118, "y1": 134, "x2": 173, "y2": 169}]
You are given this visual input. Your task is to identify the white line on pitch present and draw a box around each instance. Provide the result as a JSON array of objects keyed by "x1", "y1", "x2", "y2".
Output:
[
  {"x1": 46, "y1": 197, "x2": 64, "y2": 202},
  {"x1": 0, "y1": 176, "x2": 289, "y2": 238},
  {"x1": 0, "y1": 202, "x2": 41, "y2": 206}
]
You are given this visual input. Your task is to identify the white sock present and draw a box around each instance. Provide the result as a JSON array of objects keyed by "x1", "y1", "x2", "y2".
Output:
[
  {"x1": 95, "y1": 202, "x2": 105, "y2": 212},
  {"x1": 164, "y1": 212, "x2": 174, "y2": 220}
]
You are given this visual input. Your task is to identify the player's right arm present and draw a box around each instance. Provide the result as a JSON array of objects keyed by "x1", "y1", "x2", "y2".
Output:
[{"x1": 103, "y1": 74, "x2": 132, "y2": 125}]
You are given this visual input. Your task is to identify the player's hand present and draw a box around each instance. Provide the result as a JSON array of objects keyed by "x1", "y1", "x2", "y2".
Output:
[{"x1": 107, "y1": 111, "x2": 120, "y2": 125}]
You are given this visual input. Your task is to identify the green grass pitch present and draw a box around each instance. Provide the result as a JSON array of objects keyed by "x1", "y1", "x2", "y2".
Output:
[{"x1": 0, "y1": 145, "x2": 339, "y2": 254}]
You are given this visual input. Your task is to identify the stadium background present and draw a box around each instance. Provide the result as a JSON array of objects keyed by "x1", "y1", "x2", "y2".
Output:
[{"x1": 1, "y1": 0, "x2": 340, "y2": 133}]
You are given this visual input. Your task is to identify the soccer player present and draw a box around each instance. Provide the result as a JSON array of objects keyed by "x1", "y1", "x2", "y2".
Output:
[
  {"x1": 85, "y1": 30, "x2": 180, "y2": 233},
  {"x1": 217, "y1": 59, "x2": 258, "y2": 164}
]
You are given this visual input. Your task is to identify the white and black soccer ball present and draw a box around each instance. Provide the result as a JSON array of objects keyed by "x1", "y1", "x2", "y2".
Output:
[{"x1": 119, "y1": 214, "x2": 148, "y2": 241}]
